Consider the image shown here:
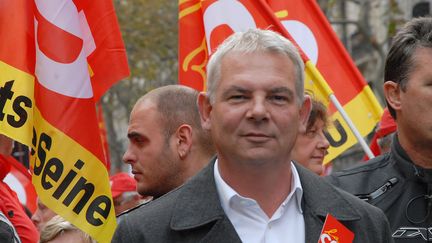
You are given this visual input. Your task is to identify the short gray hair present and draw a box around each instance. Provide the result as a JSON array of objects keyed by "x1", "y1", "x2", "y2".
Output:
[{"x1": 206, "y1": 28, "x2": 305, "y2": 104}]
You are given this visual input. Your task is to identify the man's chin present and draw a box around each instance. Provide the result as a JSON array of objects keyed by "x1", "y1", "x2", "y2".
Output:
[{"x1": 238, "y1": 152, "x2": 283, "y2": 165}]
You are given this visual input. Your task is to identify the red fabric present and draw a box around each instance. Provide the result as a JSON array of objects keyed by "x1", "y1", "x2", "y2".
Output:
[
  {"x1": 179, "y1": 0, "x2": 371, "y2": 108},
  {"x1": 0, "y1": 0, "x2": 127, "y2": 241},
  {"x1": 364, "y1": 108, "x2": 397, "y2": 160},
  {"x1": 1, "y1": 156, "x2": 30, "y2": 181},
  {"x1": 97, "y1": 102, "x2": 111, "y2": 170},
  {"x1": 376, "y1": 108, "x2": 397, "y2": 138},
  {"x1": 0, "y1": 157, "x2": 38, "y2": 243},
  {"x1": 73, "y1": 0, "x2": 130, "y2": 101},
  {"x1": 110, "y1": 172, "x2": 137, "y2": 199},
  {"x1": 319, "y1": 214, "x2": 354, "y2": 243},
  {"x1": 0, "y1": 156, "x2": 11, "y2": 180},
  {"x1": 1, "y1": 155, "x2": 37, "y2": 213}
]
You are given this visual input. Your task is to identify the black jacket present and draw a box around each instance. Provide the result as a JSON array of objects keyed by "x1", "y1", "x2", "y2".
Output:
[{"x1": 327, "y1": 135, "x2": 432, "y2": 242}]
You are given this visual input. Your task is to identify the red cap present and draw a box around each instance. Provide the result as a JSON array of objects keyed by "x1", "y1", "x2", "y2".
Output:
[
  {"x1": 364, "y1": 108, "x2": 397, "y2": 160},
  {"x1": 110, "y1": 172, "x2": 137, "y2": 199},
  {"x1": 376, "y1": 108, "x2": 397, "y2": 138}
]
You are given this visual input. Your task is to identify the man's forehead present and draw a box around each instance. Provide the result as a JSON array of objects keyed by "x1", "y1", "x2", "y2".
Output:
[
  {"x1": 128, "y1": 101, "x2": 163, "y2": 135},
  {"x1": 410, "y1": 47, "x2": 432, "y2": 71},
  {"x1": 133, "y1": 97, "x2": 157, "y2": 111},
  {"x1": 222, "y1": 84, "x2": 293, "y2": 93},
  {"x1": 130, "y1": 99, "x2": 158, "y2": 120}
]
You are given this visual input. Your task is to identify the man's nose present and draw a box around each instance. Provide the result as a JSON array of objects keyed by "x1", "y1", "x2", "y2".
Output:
[
  {"x1": 247, "y1": 97, "x2": 269, "y2": 121},
  {"x1": 122, "y1": 147, "x2": 136, "y2": 164}
]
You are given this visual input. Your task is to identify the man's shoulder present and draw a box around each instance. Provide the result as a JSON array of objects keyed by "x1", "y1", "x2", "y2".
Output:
[
  {"x1": 119, "y1": 185, "x2": 183, "y2": 223},
  {"x1": 330, "y1": 184, "x2": 382, "y2": 214},
  {"x1": 118, "y1": 160, "x2": 216, "y2": 222},
  {"x1": 325, "y1": 153, "x2": 402, "y2": 206},
  {"x1": 112, "y1": 186, "x2": 186, "y2": 242},
  {"x1": 298, "y1": 164, "x2": 386, "y2": 214},
  {"x1": 333, "y1": 153, "x2": 392, "y2": 176},
  {"x1": 331, "y1": 186, "x2": 393, "y2": 240},
  {"x1": 325, "y1": 154, "x2": 394, "y2": 187},
  {"x1": 115, "y1": 198, "x2": 152, "y2": 223}
]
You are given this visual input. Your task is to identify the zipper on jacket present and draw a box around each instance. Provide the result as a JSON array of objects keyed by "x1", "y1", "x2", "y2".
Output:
[{"x1": 356, "y1": 177, "x2": 399, "y2": 202}]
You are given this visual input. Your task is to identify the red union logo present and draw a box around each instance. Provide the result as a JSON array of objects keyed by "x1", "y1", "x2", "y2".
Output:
[
  {"x1": 319, "y1": 214, "x2": 354, "y2": 243},
  {"x1": 320, "y1": 229, "x2": 338, "y2": 243},
  {"x1": 34, "y1": 0, "x2": 96, "y2": 98}
]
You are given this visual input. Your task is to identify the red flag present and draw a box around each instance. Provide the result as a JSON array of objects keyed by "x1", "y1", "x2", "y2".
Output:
[
  {"x1": 2, "y1": 155, "x2": 37, "y2": 213},
  {"x1": 75, "y1": 0, "x2": 130, "y2": 101},
  {"x1": 179, "y1": 0, "x2": 207, "y2": 91},
  {"x1": 364, "y1": 108, "x2": 397, "y2": 160},
  {"x1": 96, "y1": 102, "x2": 111, "y2": 170},
  {"x1": 0, "y1": 0, "x2": 128, "y2": 242},
  {"x1": 179, "y1": 0, "x2": 382, "y2": 163},
  {"x1": 319, "y1": 214, "x2": 354, "y2": 243}
]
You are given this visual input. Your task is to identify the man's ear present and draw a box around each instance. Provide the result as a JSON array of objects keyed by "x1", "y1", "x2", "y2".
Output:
[
  {"x1": 198, "y1": 92, "x2": 212, "y2": 131},
  {"x1": 175, "y1": 124, "x2": 193, "y2": 159},
  {"x1": 384, "y1": 81, "x2": 401, "y2": 112},
  {"x1": 298, "y1": 95, "x2": 312, "y2": 134}
]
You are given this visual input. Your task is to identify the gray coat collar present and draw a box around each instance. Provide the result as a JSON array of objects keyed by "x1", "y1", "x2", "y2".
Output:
[
  {"x1": 295, "y1": 162, "x2": 361, "y2": 220},
  {"x1": 170, "y1": 158, "x2": 361, "y2": 242},
  {"x1": 171, "y1": 158, "x2": 225, "y2": 230},
  {"x1": 294, "y1": 162, "x2": 362, "y2": 242},
  {"x1": 170, "y1": 157, "x2": 241, "y2": 242}
]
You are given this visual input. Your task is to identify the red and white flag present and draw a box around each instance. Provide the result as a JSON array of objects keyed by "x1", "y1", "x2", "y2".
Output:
[
  {"x1": 0, "y1": 0, "x2": 129, "y2": 242},
  {"x1": 179, "y1": 0, "x2": 382, "y2": 163},
  {"x1": 2, "y1": 155, "x2": 37, "y2": 213}
]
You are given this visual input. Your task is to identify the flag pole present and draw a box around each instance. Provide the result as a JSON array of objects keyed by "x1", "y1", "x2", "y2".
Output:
[
  {"x1": 329, "y1": 94, "x2": 375, "y2": 159},
  {"x1": 305, "y1": 62, "x2": 375, "y2": 159}
]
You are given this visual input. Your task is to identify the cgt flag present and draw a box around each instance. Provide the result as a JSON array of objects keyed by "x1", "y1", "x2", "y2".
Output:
[
  {"x1": 179, "y1": 0, "x2": 383, "y2": 164},
  {"x1": 0, "y1": 0, "x2": 129, "y2": 242},
  {"x1": 319, "y1": 214, "x2": 354, "y2": 243}
]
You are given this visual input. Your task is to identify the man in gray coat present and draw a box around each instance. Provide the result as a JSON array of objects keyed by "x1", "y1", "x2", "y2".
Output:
[{"x1": 113, "y1": 29, "x2": 393, "y2": 242}]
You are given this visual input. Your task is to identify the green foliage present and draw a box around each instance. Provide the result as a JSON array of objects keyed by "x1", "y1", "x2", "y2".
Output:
[
  {"x1": 114, "y1": 0, "x2": 178, "y2": 87},
  {"x1": 387, "y1": 0, "x2": 404, "y2": 37}
]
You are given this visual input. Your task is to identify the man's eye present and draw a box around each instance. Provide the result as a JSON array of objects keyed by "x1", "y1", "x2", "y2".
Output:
[
  {"x1": 132, "y1": 137, "x2": 145, "y2": 145},
  {"x1": 273, "y1": 95, "x2": 286, "y2": 100},
  {"x1": 230, "y1": 95, "x2": 247, "y2": 100},
  {"x1": 269, "y1": 95, "x2": 288, "y2": 103}
]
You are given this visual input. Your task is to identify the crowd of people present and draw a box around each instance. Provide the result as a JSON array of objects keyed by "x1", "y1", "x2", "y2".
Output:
[{"x1": 1, "y1": 16, "x2": 431, "y2": 243}]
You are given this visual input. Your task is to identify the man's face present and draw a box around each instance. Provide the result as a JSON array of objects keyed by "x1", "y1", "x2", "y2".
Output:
[
  {"x1": 123, "y1": 99, "x2": 181, "y2": 198},
  {"x1": 203, "y1": 52, "x2": 309, "y2": 166},
  {"x1": 31, "y1": 199, "x2": 57, "y2": 231},
  {"x1": 396, "y1": 47, "x2": 432, "y2": 150},
  {"x1": 291, "y1": 119, "x2": 329, "y2": 175}
]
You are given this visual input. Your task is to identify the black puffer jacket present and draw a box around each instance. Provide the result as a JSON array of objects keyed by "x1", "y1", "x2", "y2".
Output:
[{"x1": 327, "y1": 135, "x2": 432, "y2": 242}]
